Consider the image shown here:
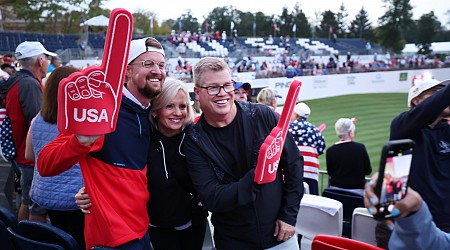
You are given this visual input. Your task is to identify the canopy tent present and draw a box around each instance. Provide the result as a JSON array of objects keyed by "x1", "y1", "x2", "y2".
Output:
[{"x1": 80, "y1": 15, "x2": 109, "y2": 27}]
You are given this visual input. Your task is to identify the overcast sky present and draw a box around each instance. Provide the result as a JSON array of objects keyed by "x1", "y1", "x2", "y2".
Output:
[{"x1": 104, "y1": 0, "x2": 449, "y2": 28}]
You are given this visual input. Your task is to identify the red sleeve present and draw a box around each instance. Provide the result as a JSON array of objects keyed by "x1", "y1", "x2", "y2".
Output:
[{"x1": 37, "y1": 133, "x2": 104, "y2": 176}]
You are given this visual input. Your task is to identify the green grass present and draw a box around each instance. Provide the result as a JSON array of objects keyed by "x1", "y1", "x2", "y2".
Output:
[{"x1": 301, "y1": 93, "x2": 409, "y2": 175}]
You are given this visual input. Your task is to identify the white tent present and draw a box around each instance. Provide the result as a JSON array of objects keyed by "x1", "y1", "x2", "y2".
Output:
[{"x1": 80, "y1": 15, "x2": 109, "y2": 27}]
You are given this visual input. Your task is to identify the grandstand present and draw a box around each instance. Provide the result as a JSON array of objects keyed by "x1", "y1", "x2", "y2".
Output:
[{"x1": 0, "y1": 31, "x2": 381, "y2": 62}]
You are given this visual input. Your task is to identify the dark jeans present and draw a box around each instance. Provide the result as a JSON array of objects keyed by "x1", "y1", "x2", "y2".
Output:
[
  {"x1": 148, "y1": 220, "x2": 207, "y2": 250},
  {"x1": 47, "y1": 209, "x2": 85, "y2": 250},
  {"x1": 116, "y1": 230, "x2": 152, "y2": 250},
  {"x1": 304, "y1": 178, "x2": 319, "y2": 195}
]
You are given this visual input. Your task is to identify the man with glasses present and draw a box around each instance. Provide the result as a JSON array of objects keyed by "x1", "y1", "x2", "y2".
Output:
[
  {"x1": 38, "y1": 37, "x2": 165, "y2": 249},
  {"x1": 184, "y1": 57, "x2": 303, "y2": 249},
  {"x1": 5, "y1": 41, "x2": 56, "y2": 222}
]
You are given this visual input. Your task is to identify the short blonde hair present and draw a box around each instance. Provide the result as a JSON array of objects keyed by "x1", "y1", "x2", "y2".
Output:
[
  {"x1": 335, "y1": 118, "x2": 355, "y2": 136},
  {"x1": 257, "y1": 88, "x2": 278, "y2": 106},
  {"x1": 150, "y1": 77, "x2": 194, "y2": 127},
  {"x1": 193, "y1": 57, "x2": 230, "y2": 87}
]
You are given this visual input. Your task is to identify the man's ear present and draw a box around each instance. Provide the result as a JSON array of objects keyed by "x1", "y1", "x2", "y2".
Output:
[
  {"x1": 126, "y1": 65, "x2": 132, "y2": 78},
  {"x1": 194, "y1": 87, "x2": 200, "y2": 96}
]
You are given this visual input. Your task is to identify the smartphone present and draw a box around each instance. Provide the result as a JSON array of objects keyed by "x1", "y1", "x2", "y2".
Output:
[{"x1": 374, "y1": 139, "x2": 415, "y2": 221}]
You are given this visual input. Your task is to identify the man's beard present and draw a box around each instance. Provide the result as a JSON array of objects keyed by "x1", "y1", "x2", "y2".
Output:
[{"x1": 138, "y1": 84, "x2": 161, "y2": 99}]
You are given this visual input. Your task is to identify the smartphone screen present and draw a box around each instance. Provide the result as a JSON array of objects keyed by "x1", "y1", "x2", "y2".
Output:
[{"x1": 375, "y1": 140, "x2": 414, "y2": 220}]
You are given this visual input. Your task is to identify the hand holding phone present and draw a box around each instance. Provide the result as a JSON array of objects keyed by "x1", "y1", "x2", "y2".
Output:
[{"x1": 373, "y1": 139, "x2": 415, "y2": 220}]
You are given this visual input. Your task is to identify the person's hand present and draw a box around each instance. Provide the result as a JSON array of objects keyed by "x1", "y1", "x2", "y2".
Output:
[
  {"x1": 58, "y1": 9, "x2": 133, "y2": 135},
  {"x1": 273, "y1": 219, "x2": 295, "y2": 242},
  {"x1": 74, "y1": 187, "x2": 92, "y2": 214},
  {"x1": 75, "y1": 134, "x2": 101, "y2": 146},
  {"x1": 365, "y1": 173, "x2": 423, "y2": 219}
]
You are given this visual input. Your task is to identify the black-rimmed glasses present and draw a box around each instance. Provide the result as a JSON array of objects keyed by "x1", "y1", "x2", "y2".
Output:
[{"x1": 199, "y1": 81, "x2": 236, "y2": 96}]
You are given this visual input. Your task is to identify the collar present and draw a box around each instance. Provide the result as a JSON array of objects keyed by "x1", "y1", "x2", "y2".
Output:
[
  {"x1": 19, "y1": 69, "x2": 35, "y2": 78},
  {"x1": 122, "y1": 87, "x2": 151, "y2": 110}
]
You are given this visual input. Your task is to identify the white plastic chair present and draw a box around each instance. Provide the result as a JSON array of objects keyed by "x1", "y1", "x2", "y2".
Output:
[
  {"x1": 303, "y1": 182, "x2": 310, "y2": 194},
  {"x1": 351, "y1": 207, "x2": 378, "y2": 246},
  {"x1": 296, "y1": 194, "x2": 343, "y2": 250}
]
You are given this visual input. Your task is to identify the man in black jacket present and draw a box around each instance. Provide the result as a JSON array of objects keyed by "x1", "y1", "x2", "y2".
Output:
[
  {"x1": 184, "y1": 56, "x2": 304, "y2": 249},
  {"x1": 390, "y1": 74, "x2": 450, "y2": 233}
]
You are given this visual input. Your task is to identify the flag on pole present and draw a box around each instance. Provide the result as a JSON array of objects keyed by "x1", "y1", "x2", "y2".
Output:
[
  {"x1": 150, "y1": 16, "x2": 153, "y2": 29},
  {"x1": 292, "y1": 24, "x2": 297, "y2": 33},
  {"x1": 178, "y1": 19, "x2": 182, "y2": 31},
  {"x1": 230, "y1": 21, "x2": 234, "y2": 30},
  {"x1": 205, "y1": 20, "x2": 209, "y2": 31},
  {"x1": 329, "y1": 25, "x2": 333, "y2": 33},
  {"x1": 253, "y1": 22, "x2": 256, "y2": 30},
  {"x1": 274, "y1": 22, "x2": 278, "y2": 31}
]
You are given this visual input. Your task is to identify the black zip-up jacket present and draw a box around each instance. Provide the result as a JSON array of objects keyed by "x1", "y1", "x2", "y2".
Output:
[
  {"x1": 184, "y1": 101, "x2": 304, "y2": 249},
  {"x1": 147, "y1": 123, "x2": 203, "y2": 228}
]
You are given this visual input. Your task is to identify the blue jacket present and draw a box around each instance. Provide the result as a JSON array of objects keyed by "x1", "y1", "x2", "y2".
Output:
[
  {"x1": 30, "y1": 113, "x2": 83, "y2": 210},
  {"x1": 390, "y1": 202, "x2": 450, "y2": 249},
  {"x1": 184, "y1": 101, "x2": 304, "y2": 249}
]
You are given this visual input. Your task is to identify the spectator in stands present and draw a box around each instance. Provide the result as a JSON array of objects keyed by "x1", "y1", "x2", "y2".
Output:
[
  {"x1": 47, "y1": 56, "x2": 62, "y2": 73},
  {"x1": 38, "y1": 37, "x2": 166, "y2": 249},
  {"x1": 390, "y1": 74, "x2": 450, "y2": 232},
  {"x1": 176, "y1": 43, "x2": 186, "y2": 57},
  {"x1": 232, "y1": 29, "x2": 238, "y2": 45},
  {"x1": 365, "y1": 175, "x2": 450, "y2": 249},
  {"x1": 233, "y1": 81, "x2": 251, "y2": 101},
  {"x1": 25, "y1": 66, "x2": 85, "y2": 248},
  {"x1": 184, "y1": 56, "x2": 303, "y2": 249},
  {"x1": 256, "y1": 87, "x2": 281, "y2": 115},
  {"x1": 326, "y1": 118, "x2": 372, "y2": 196},
  {"x1": 289, "y1": 102, "x2": 326, "y2": 195},
  {"x1": 221, "y1": 31, "x2": 227, "y2": 43},
  {"x1": 6, "y1": 41, "x2": 57, "y2": 222}
]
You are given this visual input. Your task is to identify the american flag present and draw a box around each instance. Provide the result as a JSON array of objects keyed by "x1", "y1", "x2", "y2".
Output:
[{"x1": 0, "y1": 108, "x2": 6, "y2": 125}]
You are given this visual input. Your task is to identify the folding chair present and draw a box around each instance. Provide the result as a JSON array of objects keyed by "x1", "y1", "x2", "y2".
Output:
[
  {"x1": 304, "y1": 182, "x2": 310, "y2": 194},
  {"x1": 16, "y1": 220, "x2": 80, "y2": 250},
  {"x1": 312, "y1": 234, "x2": 383, "y2": 250},
  {"x1": 322, "y1": 188, "x2": 364, "y2": 238},
  {"x1": 296, "y1": 194, "x2": 343, "y2": 250},
  {"x1": 0, "y1": 220, "x2": 15, "y2": 250},
  {"x1": 351, "y1": 207, "x2": 377, "y2": 246},
  {"x1": 0, "y1": 204, "x2": 19, "y2": 231},
  {"x1": 8, "y1": 226, "x2": 64, "y2": 250}
]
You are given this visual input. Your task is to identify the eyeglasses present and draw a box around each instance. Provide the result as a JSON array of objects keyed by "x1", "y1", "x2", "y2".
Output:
[
  {"x1": 132, "y1": 59, "x2": 166, "y2": 70},
  {"x1": 199, "y1": 82, "x2": 235, "y2": 96}
]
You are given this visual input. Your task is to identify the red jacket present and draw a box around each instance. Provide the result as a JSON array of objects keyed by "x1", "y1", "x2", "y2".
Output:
[{"x1": 38, "y1": 96, "x2": 150, "y2": 248}]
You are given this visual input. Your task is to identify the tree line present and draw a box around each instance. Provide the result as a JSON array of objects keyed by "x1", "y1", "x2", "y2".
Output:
[{"x1": 1, "y1": 0, "x2": 449, "y2": 54}]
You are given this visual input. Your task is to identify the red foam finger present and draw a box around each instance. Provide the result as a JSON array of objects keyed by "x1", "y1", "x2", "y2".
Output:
[
  {"x1": 57, "y1": 9, "x2": 133, "y2": 135},
  {"x1": 317, "y1": 123, "x2": 326, "y2": 132},
  {"x1": 254, "y1": 80, "x2": 302, "y2": 184},
  {"x1": 102, "y1": 9, "x2": 133, "y2": 96}
]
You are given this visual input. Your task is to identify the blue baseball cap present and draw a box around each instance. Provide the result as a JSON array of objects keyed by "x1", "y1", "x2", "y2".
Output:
[{"x1": 235, "y1": 81, "x2": 251, "y2": 90}]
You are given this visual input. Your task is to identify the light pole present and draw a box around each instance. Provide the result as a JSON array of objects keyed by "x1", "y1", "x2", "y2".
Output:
[{"x1": 253, "y1": 13, "x2": 256, "y2": 37}]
